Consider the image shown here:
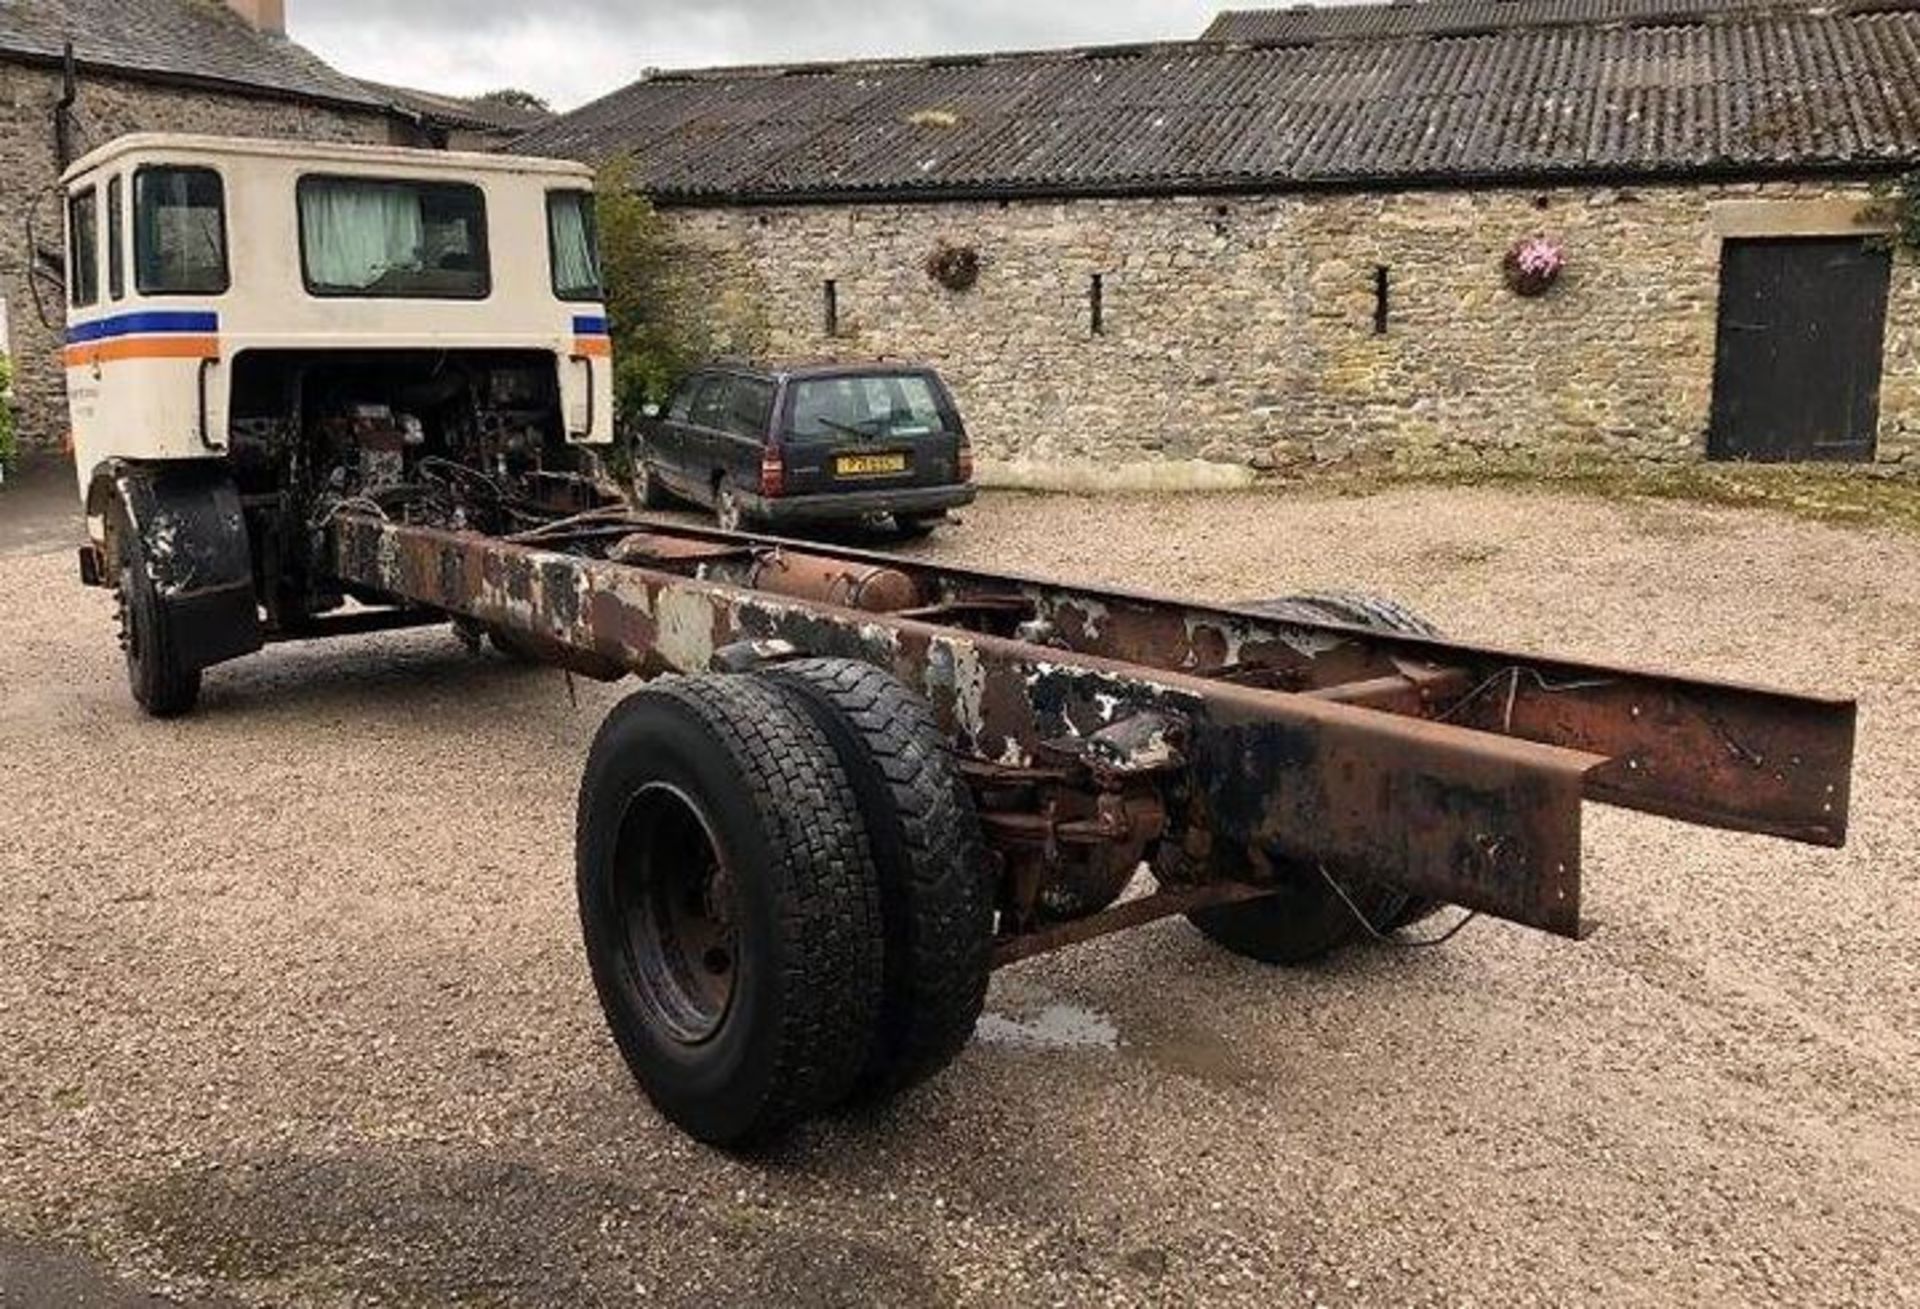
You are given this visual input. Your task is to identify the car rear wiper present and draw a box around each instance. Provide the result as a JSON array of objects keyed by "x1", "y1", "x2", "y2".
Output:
[{"x1": 815, "y1": 416, "x2": 880, "y2": 440}]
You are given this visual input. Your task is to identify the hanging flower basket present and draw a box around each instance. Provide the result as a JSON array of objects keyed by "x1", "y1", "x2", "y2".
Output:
[
  {"x1": 1502, "y1": 235, "x2": 1566, "y2": 297},
  {"x1": 925, "y1": 240, "x2": 981, "y2": 292}
]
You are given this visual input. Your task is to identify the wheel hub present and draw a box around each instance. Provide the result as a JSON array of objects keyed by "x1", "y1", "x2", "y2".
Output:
[{"x1": 615, "y1": 783, "x2": 739, "y2": 1045}]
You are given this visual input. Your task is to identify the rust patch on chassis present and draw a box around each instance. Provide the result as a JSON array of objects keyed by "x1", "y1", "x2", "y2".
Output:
[{"x1": 333, "y1": 516, "x2": 1607, "y2": 934}]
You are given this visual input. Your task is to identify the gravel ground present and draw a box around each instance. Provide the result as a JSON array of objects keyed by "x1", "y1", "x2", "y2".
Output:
[{"x1": 1, "y1": 484, "x2": 1916, "y2": 1307}]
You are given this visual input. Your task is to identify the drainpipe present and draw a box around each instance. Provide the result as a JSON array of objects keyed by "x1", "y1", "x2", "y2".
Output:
[{"x1": 53, "y1": 40, "x2": 77, "y2": 169}]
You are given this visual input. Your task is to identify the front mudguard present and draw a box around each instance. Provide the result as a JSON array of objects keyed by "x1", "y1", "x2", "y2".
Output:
[{"x1": 106, "y1": 461, "x2": 263, "y2": 672}]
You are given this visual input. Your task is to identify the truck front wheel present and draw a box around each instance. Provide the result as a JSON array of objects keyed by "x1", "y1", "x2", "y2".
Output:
[
  {"x1": 107, "y1": 499, "x2": 201, "y2": 718},
  {"x1": 575, "y1": 675, "x2": 884, "y2": 1146}
]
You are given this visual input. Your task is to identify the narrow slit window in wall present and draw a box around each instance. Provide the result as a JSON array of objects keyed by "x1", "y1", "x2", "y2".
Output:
[
  {"x1": 823, "y1": 279, "x2": 839, "y2": 337},
  {"x1": 1373, "y1": 265, "x2": 1390, "y2": 335},
  {"x1": 1090, "y1": 273, "x2": 1105, "y2": 336}
]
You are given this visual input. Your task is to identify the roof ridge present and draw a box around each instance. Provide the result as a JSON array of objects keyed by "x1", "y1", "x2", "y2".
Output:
[
  {"x1": 510, "y1": 0, "x2": 1920, "y2": 201},
  {"x1": 616, "y1": 0, "x2": 1920, "y2": 87},
  {"x1": 1206, "y1": 0, "x2": 1920, "y2": 44},
  {"x1": 631, "y1": 37, "x2": 1236, "y2": 85},
  {"x1": 0, "y1": 0, "x2": 386, "y2": 110}
]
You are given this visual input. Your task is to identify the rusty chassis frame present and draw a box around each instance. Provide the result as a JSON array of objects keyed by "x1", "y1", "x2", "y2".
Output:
[{"x1": 329, "y1": 511, "x2": 1855, "y2": 956}]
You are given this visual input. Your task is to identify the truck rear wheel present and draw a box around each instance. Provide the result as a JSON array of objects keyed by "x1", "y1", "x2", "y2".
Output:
[
  {"x1": 108, "y1": 499, "x2": 201, "y2": 719},
  {"x1": 1251, "y1": 590, "x2": 1448, "y2": 934},
  {"x1": 762, "y1": 659, "x2": 992, "y2": 1098},
  {"x1": 575, "y1": 675, "x2": 884, "y2": 1146},
  {"x1": 1180, "y1": 589, "x2": 1445, "y2": 963}
]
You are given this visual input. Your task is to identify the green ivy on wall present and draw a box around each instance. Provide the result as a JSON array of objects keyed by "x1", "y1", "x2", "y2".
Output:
[
  {"x1": 0, "y1": 356, "x2": 16, "y2": 478},
  {"x1": 594, "y1": 155, "x2": 769, "y2": 440},
  {"x1": 1870, "y1": 170, "x2": 1920, "y2": 258}
]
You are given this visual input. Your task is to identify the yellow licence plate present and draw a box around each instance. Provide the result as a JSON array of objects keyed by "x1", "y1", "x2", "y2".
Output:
[{"x1": 836, "y1": 453, "x2": 908, "y2": 477}]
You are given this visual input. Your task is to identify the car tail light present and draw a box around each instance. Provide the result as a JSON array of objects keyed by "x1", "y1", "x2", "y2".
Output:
[
  {"x1": 957, "y1": 442, "x2": 974, "y2": 484},
  {"x1": 760, "y1": 448, "x2": 786, "y2": 499}
]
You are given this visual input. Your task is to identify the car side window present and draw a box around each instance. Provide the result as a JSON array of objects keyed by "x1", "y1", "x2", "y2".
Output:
[
  {"x1": 725, "y1": 377, "x2": 776, "y2": 441},
  {"x1": 666, "y1": 376, "x2": 701, "y2": 423},
  {"x1": 689, "y1": 376, "x2": 732, "y2": 430}
]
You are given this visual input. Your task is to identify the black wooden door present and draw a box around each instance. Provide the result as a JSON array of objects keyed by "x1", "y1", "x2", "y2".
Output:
[{"x1": 1707, "y1": 236, "x2": 1891, "y2": 462}]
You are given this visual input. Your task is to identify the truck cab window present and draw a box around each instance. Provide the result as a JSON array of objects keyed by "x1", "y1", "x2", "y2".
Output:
[
  {"x1": 298, "y1": 176, "x2": 489, "y2": 299},
  {"x1": 135, "y1": 167, "x2": 228, "y2": 295},
  {"x1": 548, "y1": 190, "x2": 602, "y2": 301},
  {"x1": 107, "y1": 176, "x2": 125, "y2": 300},
  {"x1": 68, "y1": 188, "x2": 99, "y2": 307}
]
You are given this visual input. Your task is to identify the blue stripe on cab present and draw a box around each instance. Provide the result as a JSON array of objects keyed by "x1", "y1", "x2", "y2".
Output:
[
  {"x1": 572, "y1": 315, "x2": 609, "y2": 336},
  {"x1": 67, "y1": 311, "x2": 220, "y2": 345}
]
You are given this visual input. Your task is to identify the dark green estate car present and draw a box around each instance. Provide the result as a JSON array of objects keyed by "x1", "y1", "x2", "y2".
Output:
[{"x1": 631, "y1": 361, "x2": 976, "y2": 535}]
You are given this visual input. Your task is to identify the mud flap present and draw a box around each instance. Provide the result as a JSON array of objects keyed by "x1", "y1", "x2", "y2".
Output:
[{"x1": 114, "y1": 463, "x2": 263, "y2": 672}]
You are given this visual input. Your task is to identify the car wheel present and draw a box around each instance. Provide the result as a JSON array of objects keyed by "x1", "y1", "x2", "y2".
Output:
[
  {"x1": 714, "y1": 483, "x2": 746, "y2": 533},
  {"x1": 632, "y1": 452, "x2": 670, "y2": 510}
]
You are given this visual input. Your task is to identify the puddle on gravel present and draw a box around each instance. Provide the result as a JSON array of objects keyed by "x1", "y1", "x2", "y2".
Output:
[{"x1": 974, "y1": 1003, "x2": 1119, "y2": 1051}]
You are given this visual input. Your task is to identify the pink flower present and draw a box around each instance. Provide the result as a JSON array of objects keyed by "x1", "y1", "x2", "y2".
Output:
[{"x1": 1512, "y1": 236, "x2": 1565, "y2": 277}]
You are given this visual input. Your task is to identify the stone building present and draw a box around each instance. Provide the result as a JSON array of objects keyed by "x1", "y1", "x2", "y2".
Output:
[
  {"x1": 515, "y1": 0, "x2": 1920, "y2": 482},
  {"x1": 0, "y1": 0, "x2": 402, "y2": 450}
]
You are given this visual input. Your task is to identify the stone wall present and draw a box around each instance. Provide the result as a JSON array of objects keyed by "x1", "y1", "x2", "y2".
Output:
[
  {"x1": 664, "y1": 180, "x2": 1920, "y2": 478},
  {"x1": 0, "y1": 62, "x2": 391, "y2": 450}
]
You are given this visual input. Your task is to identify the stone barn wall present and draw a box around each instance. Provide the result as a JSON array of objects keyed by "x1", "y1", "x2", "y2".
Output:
[
  {"x1": 663, "y1": 180, "x2": 1919, "y2": 481},
  {"x1": 0, "y1": 62, "x2": 390, "y2": 452}
]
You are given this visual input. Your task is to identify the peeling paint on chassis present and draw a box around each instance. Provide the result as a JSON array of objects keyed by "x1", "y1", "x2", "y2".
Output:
[{"x1": 329, "y1": 513, "x2": 1854, "y2": 948}]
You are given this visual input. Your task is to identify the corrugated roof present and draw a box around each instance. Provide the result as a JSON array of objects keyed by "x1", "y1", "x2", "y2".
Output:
[
  {"x1": 1205, "y1": 0, "x2": 1817, "y2": 42},
  {"x1": 511, "y1": 0, "x2": 1920, "y2": 202},
  {"x1": 0, "y1": 0, "x2": 386, "y2": 110}
]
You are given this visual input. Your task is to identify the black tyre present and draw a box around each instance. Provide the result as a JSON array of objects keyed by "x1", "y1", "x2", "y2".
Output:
[
  {"x1": 1184, "y1": 868, "x2": 1406, "y2": 966},
  {"x1": 894, "y1": 512, "x2": 943, "y2": 539},
  {"x1": 631, "y1": 450, "x2": 671, "y2": 510},
  {"x1": 1245, "y1": 590, "x2": 1440, "y2": 640},
  {"x1": 1249, "y1": 590, "x2": 1446, "y2": 934},
  {"x1": 107, "y1": 498, "x2": 201, "y2": 719},
  {"x1": 1182, "y1": 589, "x2": 1445, "y2": 962},
  {"x1": 488, "y1": 627, "x2": 545, "y2": 664},
  {"x1": 576, "y1": 675, "x2": 884, "y2": 1146},
  {"x1": 713, "y1": 482, "x2": 750, "y2": 533},
  {"x1": 762, "y1": 659, "x2": 992, "y2": 1098}
]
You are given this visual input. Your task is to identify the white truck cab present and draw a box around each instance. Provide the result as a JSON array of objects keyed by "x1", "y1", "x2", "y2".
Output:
[{"x1": 60, "y1": 134, "x2": 615, "y2": 715}]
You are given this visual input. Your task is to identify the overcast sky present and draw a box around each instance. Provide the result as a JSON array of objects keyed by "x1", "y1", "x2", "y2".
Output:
[{"x1": 291, "y1": 1, "x2": 1230, "y2": 111}]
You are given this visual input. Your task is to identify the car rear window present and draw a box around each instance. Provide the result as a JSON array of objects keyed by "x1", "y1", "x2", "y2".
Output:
[{"x1": 788, "y1": 374, "x2": 954, "y2": 440}]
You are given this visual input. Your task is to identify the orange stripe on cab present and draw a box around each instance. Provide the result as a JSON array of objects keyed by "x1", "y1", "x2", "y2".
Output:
[
  {"x1": 64, "y1": 335, "x2": 221, "y2": 368},
  {"x1": 572, "y1": 337, "x2": 613, "y2": 358}
]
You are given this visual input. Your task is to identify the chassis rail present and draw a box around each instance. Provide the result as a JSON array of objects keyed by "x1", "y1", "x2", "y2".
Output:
[{"x1": 329, "y1": 512, "x2": 1855, "y2": 949}]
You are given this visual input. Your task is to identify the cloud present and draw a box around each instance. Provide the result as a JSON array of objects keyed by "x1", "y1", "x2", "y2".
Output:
[{"x1": 291, "y1": 0, "x2": 1226, "y2": 109}]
